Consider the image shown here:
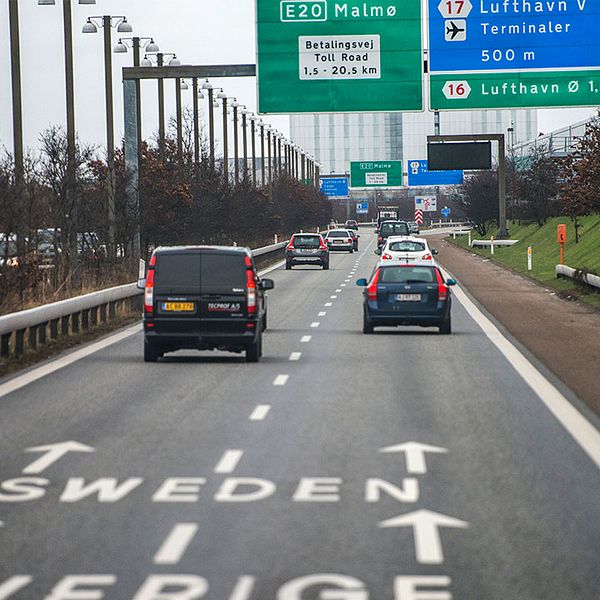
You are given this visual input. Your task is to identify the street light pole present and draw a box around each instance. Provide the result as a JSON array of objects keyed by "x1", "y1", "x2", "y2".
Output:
[
  {"x1": 218, "y1": 93, "x2": 229, "y2": 181},
  {"x1": 193, "y1": 78, "x2": 200, "y2": 165},
  {"x1": 232, "y1": 100, "x2": 239, "y2": 183},
  {"x1": 251, "y1": 117, "x2": 257, "y2": 186},
  {"x1": 267, "y1": 128, "x2": 272, "y2": 183},
  {"x1": 259, "y1": 122, "x2": 265, "y2": 186},
  {"x1": 175, "y1": 78, "x2": 183, "y2": 161},
  {"x1": 241, "y1": 110, "x2": 249, "y2": 180}
]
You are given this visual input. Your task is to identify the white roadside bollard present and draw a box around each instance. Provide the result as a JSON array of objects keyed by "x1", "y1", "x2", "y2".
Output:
[
  {"x1": 274, "y1": 234, "x2": 278, "y2": 244},
  {"x1": 468, "y1": 230, "x2": 472, "y2": 246},
  {"x1": 528, "y1": 245, "x2": 533, "y2": 271},
  {"x1": 490, "y1": 235, "x2": 495, "y2": 255}
]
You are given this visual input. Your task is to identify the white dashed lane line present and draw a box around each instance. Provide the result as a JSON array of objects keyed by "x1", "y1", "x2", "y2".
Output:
[
  {"x1": 301, "y1": 335, "x2": 312, "y2": 343},
  {"x1": 318, "y1": 312, "x2": 327, "y2": 316},
  {"x1": 249, "y1": 405, "x2": 271, "y2": 421},
  {"x1": 330, "y1": 295, "x2": 337, "y2": 299},
  {"x1": 335, "y1": 288, "x2": 342, "y2": 293},
  {"x1": 324, "y1": 302, "x2": 333, "y2": 307},
  {"x1": 289, "y1": 352, "x2": 302, "y2": 361},
  {"x1": 310, "y1": 322, "x2": 320, "y2": 328},
  {"x1": 273, "y1": 374, "x2": 290, "y2": 386},
  {"x1": 214, "y1": 450, "x2": 244, "y2": 474},
  {"x1": 153, "y1": 523, "x2": 199, "y2": 565}
]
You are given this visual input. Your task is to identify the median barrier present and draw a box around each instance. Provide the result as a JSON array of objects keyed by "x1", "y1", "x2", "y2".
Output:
[{"x1": 0, "y1": 241, "x2": 288, "y2": 360}]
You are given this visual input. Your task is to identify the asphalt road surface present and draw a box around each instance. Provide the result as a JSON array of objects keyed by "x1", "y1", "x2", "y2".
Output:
[{"x1": 1, "y1": 232, "x2": 599, "y2": 600}]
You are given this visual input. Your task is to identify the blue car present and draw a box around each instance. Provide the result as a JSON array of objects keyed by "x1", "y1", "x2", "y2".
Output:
[{"x1": 356, "y1": 264, "x2": 456, "y2": 334}]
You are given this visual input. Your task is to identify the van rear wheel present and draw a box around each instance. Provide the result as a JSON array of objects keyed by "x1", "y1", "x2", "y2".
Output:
[
  {"x1": 144, "y1": 339, "x2": 160, "y2": 362},
  {"x1": 246, "y1": 330, "x2": 262, "y2": 362}
]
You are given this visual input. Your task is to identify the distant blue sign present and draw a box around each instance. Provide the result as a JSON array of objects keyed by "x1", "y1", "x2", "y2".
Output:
[
  {"x1": 441, "y1": 207, "x2": 451, "y2": 219},
  {"x1": 356, "y1": 202, "x2": 369, "y2": 214},
  {"x1": 320, "y1": 177, "x2": 349, "y2": 198},
  {"x1": 407, "y1": 160, "x2": 463, "y2": 186}
]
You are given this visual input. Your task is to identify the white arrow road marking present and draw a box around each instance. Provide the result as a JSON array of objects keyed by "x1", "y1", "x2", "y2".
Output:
[
  {"x1": 289, "y1": 352, "x2": 302, "y2": 361},
  {"x1": 23, "y1": 441, "x2": 95, "y2": 475},
  {"x1": 379, "y1": 509, "x2": 469, "y2": 564},
  {"x1": 249, "y1": 405, "x2": 271, "y2": 421},
  {"x1": 301, "y1": 336, "x2": 312, "y2": 343},
  {"x1": 153, "y1": 523, "x2": 199, "y2": 565},
  {"x1": 214, "y1": 450, "x2": 244, "y2": 474},
  {"x1": 273, "y1": 374, "x2": 290, "y2": 386},
  {"x1": 379, "y1": 442, "x2": 448, "y2": 474}
]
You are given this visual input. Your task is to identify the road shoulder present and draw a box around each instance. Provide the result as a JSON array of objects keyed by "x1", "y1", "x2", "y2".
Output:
[{"x1": 437, "y1": 237, "x2": 600, "y2": 417}]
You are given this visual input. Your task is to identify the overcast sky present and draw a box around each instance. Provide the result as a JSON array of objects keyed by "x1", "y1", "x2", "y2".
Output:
[{"x1": 0, "y1": 0, "x2": 596, "y2": 156}]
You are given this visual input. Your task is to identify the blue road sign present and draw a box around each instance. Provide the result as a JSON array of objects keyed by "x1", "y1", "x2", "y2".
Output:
[
  {"x1": 320, "y1": 177, "x2": 349, "y2": 198},
  {"x1": 407, "y1": 160, "x2": 464, "y2": 186},
  {"x1": 429, "y1": 0, "x2": 599, "y2": 73},
  {"x1": 441, "y1": 207, "x2": 451, "y2": 218},
  {"x1": 356, "y1": 202, "x2": 369, "y2": 214}
]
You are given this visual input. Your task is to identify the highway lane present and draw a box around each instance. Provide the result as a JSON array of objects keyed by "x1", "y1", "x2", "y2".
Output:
[{"x1": 0, "y1": 232, "x2": 599, "y2": 599}]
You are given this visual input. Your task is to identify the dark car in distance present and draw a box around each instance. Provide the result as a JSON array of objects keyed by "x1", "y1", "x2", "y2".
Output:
[
  {"x1": 357, "y1": 264, "x2": 455, "y2": 334},
  {"x1": 376, "y1": 220, "x2": 410, "y2": 253},
  {"x1": 140, "y1": 246, "x2": 274, "y2": 363},
  {"x1": 286, "y1": 233, "x2": 329, "y2": 270},
  {"x1": 344, "y1": 219, "x2": 359, "y2": 231}
]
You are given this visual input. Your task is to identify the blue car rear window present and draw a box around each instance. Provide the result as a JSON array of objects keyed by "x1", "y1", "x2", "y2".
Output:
[{"x1": 379, "y1": 267, "x2": 435, "y2": 283}]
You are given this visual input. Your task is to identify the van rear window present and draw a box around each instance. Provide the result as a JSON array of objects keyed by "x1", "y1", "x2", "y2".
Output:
[
  {"x1": 380, "y1": 223, "x2": 409, "y2": 236},
  {"x1": 200, "y1": 253, "x2": 247, "y2": 293},
  {"x1": 154, "y1": 254, "x2": 201, "y2": 294}
]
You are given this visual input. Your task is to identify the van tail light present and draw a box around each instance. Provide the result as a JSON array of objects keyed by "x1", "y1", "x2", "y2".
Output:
[
  {"x1": 144, "y1": 255, "x2": 157, "y2": 314},
  {"x1": 319, "y1": 238, "x2": 328, "y2": 250},
  {"x1": 367, "y1": 269, "x2": 381, "y2": 302},
  {"x1": 246, "y1": 268, "x2": 257, "y2": 315},
  {"x1": 422, "y1": 253, "x2": 433, "y2": 261},
  {"x1": 382, "y1": 253, "x2": 392, "y2": 260},
  {"x1": 436, "y1": 269, "x2": 448, "y2": 302}
]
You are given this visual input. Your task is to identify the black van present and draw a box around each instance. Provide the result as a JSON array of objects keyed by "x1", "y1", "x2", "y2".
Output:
[{"x1": 140, "y1": 246, "x2": 274, "y2": 363}]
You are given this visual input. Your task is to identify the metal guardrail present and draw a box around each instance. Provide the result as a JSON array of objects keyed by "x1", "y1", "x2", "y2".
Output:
[
  {"x1": 556, "y1": 264, "x2": 600, "y2": 291},
  {"x1": 471, "y1": 240, "x2": 519, "y2": 247},
  {"x1": 0, "y1": 241, "x2": 288, "y2": 359}
]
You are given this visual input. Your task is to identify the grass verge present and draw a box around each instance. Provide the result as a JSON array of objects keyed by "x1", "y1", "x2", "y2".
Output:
[{"x1": 448, "y1": 216, "x2": 600, "y2": 311}]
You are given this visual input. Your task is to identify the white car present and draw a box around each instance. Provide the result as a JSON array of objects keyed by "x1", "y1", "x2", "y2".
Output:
[
  {"x1": 380, "y1": 236, "x2": 438, "y2": 264},
  {"x1": 323, "y1": 229, "x2": 354, "y2": 253}
]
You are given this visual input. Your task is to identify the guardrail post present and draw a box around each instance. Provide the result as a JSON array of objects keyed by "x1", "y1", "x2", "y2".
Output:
[
  {"x1": 28, "y1": 326, "x2": 37, "y2": 351},
  {"x1": 15, "y1": 329, "x2": 25, "y2": 356},
  {"x1": 90, "y1": 306, "x2": 98, "y2": 328},
  {"x1": 39, "y1": 322, "x2": 47, "y2": 346},
  {"x1": 81, "y1": 309, "x2": 89, "y2": 331},
  {"x1": 71, "y1": 312, "x2": 80, "y2": 334},
  {"x1": 100, "y1": 303, "x2": 108, "y2": 323},
  {"x1": 1, "y1": 333, "x2": 10, "y2": 358},
  {"x1": 50, "y1": 319, "x2": 59, "y2": 340},
  {"x1": 109, "y1": 301, "x2": 116, "y2": 319},
  {"x1": 61, "y1": 316, "x2": 70, "y2": 336}
]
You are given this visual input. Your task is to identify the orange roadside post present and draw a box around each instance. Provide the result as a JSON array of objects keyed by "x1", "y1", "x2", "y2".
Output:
[{"x1": 557, "y1": 224, "x2": 567, "y2": 265}]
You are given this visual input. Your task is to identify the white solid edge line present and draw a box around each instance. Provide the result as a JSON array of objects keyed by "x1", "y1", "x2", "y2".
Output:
[
  {"x1": 0, "y1": 323, "x2": 143, "y2": 400},
  {"x1": 213, "y1": 449, "x2": 244, "y2": 474},
  {"x1": 273, "y1": 374, "x2": 289, "y2": 386},
  {"x1": 450, "y1": 275, "x2": 600, "y2": 469},
  {"x1": 289, "y1": 352, "x2": 302, "y2": 361},
  {"x1": 300, "y1": 335, "x2": 312, "y2": 343},
  {"x1": 259, "y1": 259, "x2": 286, "y2": 276},
  {"x1": 153, "y1": 523, "x2": 199, "y2": 565},
  {"x1": 249, "y1": 404, "x2": 271, "y2": 421}
]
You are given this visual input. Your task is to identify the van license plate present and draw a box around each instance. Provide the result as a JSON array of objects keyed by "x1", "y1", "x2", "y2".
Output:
[
  {"x1": 395, "y1": 294, "x2": 421, "y2": 302},
  {"x1": 162, "y1": 302, "x2": 195, "y2": 312}
]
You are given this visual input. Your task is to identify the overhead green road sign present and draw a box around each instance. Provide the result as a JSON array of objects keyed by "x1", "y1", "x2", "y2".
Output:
[
  {"x1": 256, "y1": 1, "x2": 423, "y2": 113},
  {"x1": 428, "y1": 0, "x2": 600, "y2": 110},
  {"x1": 350, "y1": 161, "x2": 402, "y2": 187}
]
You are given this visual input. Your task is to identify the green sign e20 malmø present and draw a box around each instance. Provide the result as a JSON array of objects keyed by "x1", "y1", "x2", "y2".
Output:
[
  {"x1": 256, "y1": 1, "x2": 423, "y2": 113},
  {"x1": 350, "y1": 160, "x2": 402, "y2": 187}
]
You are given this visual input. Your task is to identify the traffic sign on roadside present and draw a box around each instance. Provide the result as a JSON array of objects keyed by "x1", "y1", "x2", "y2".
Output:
[
  {"x1": 320, "y1": 177, "x2": 349, "y2": 198},
  {"x1": 350, "y1": 161, "x2": 402, "y2": 188},
  {"x1": 441, "y1": 207, "x2": 451, "y2": 219},
  {"x1": 256, "y1": 0, "x2": 424, "y2": 113},
  {"x1": 428, "y1": 0, "x2": 600, "y2": 109},
  {"x1": 356, "y1": 202, "x2": 369, "y2": 214},
  {"x1": 407, "y1": 160, "x2": 463, "y2": 186}
]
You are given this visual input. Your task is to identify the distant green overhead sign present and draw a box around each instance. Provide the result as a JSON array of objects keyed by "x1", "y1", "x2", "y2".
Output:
[
  {"x1": 256, "y1": 1, "x2": 423, "y2": 113},
  {"x1": 350, "y1": 161, "x2": 402, "y2": 187}
]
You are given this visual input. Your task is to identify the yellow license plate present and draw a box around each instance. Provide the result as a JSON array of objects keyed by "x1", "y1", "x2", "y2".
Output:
[{"x1": 162, "y1": 302, "x2": 195, "y2": 312}]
